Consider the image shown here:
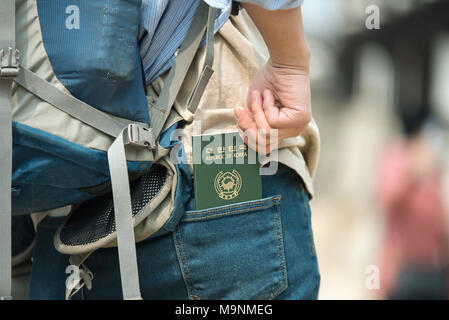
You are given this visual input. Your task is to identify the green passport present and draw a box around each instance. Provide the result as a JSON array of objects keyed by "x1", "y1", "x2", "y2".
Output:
[{"x1": 192, "y1": 131, "x2": 262, "y2": 210}]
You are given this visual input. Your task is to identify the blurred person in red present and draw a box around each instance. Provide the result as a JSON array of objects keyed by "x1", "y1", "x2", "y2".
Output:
[{"x1": 376, "y1": 112, "x2": 449, "y2": 300}]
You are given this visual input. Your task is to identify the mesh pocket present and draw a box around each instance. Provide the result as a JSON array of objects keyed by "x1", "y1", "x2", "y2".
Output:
[{"x1": 56, "y1": 164, "x2": 167, "y2": 248}]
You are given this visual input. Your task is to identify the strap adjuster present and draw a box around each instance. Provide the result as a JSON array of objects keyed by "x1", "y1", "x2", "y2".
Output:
[
  {"x1": 0, "y1": 47, "x2": 20, "y2": 78},
  {"x1": 127, "y1": 124, "x2": 155, "y2": 149}
]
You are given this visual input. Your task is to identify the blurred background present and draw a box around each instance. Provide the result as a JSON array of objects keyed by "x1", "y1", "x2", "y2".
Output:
[{"x1": 303, "y1": 0, "x2": 449, "y2": 299}]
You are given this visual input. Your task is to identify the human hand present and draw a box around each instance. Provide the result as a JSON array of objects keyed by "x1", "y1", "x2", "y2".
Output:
[{"x1": 234, "y1": 59, "x2": 312, "y2": 154}]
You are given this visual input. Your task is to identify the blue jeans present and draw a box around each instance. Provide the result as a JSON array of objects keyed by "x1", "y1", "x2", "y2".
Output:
[{"x1": 28, "y1": 165, "x2": 320, "y2": 299}]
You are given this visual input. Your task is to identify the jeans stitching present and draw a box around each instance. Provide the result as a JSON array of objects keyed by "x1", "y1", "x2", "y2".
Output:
[
  {"x1": 276, "y1": 200, "x2": 288, "y2": 296},
  {"x1": 172, "y1": 228, "x2": 199, "y2": 300},
  {"x1": 183, "y1": 196, "x2": 281, "y2": 216},
  {"x1": 182, "y1": 201, "x2": 279, "y2": 222},
  {"x1": 301, "y1": 189, "x2": 315, "y2": 256},
  {"x1": 260, "y1": 200, "x2": 288, "y2": 300},
  {"x1": 301, "y1": 187, "x2": 321, "y2": 291}
]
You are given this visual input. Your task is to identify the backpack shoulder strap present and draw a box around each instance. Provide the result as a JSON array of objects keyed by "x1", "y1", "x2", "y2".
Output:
[
  {"x1": 150, "y1": 2, "x2": 218, "y2": 141},
  {"x1": 14, "y1": 66, "x2": 134, "y2": 138},
  {"x1": 0, "y1": 0, "x2": 19, "y2": 301},
  {"x1": 186, "y1": 2, "x2": 217, "y2": 113}
]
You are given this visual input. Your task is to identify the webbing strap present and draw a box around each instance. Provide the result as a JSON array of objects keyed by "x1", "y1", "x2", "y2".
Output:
[
  {"x1": 187, "y1": 4, "x2": 217, "y2": 113},
  {"x1": 150, "y1": 2, "x2": 217, "y2": 140},
  {"x1": 0, "y1": 0, "x2": 16, "y2": 301},
  {"x1": 14, "y1": 67, "x2": 134, "y2": 138},
  {"x1": 106, "y1": 3, "x2": 216, "y2": 300},
  {"x1": 0, "y1": 80, "x2": 13, "y2": 301},
  {"x1": 107, "y1": 126, "x2": 145, "y2": 300}
]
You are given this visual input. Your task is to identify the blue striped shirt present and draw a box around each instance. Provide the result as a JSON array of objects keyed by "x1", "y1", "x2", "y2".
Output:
[{"x1": 139, "y1": 0, "x2": 304, "y2": 85}]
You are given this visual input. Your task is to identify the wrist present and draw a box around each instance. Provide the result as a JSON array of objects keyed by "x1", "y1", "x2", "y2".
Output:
[
  {"x1": 269, "y1": 50, "x2": 311, "y2": 74},
  {"x1": 269, "y1": 47, "x2": 311, "y2": 73}
]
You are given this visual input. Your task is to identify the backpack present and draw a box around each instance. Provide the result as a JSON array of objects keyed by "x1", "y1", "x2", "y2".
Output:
[{"x1": 0, "y1": 0, "x2": 217, "y2": 300}]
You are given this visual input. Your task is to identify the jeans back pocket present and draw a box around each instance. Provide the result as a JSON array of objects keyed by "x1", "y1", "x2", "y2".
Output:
[{"x1": 173, "y1": 196, "x2": 287, "y2": 300}]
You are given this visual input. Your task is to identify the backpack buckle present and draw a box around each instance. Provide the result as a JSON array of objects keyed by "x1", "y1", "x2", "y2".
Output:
[
  {"x1": 127, "y1": 124, "x2": 155, "y2": 149},
  {"x1": 0, "y1": 47, "x2": 20, "y2": 78}
]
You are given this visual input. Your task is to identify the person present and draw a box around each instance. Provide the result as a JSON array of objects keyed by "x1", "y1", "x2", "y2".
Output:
[
  {"x1": 27, "y1": 0, "x2": 321, "y2": 299},
  {"x1": 376, "y1": 116, "x2": 449, "y2": 300}
]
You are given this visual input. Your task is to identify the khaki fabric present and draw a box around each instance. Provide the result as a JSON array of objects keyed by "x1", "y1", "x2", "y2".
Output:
[{"x1": 148, "y1": 10, "x2": 320, "y2": 197}]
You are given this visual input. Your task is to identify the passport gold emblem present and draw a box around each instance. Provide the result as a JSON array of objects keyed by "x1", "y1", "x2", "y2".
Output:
[
  {"x1": 193, "y1": 132, "x2": 261, "y2": 210},
  {"x1": 214, "y1": 170, "x2": 242, "y2": 200}
]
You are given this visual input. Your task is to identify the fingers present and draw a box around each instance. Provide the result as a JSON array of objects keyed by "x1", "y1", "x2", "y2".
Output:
[
  {"x1": 234, "y1": 106, "x2": 258, "y2": 147},
  {"x1": 261, "y1": 89, "x2": 281, "y2": 127},
  {"x1": 266, "y1": 107, "x2": 312, "y2": 131},
  {"x1": 250, "y1": 90, "x2": 271, "y2": 131},
  {"x1": 236, "y1": 89, "x2": 306, "y2": 154},
  {"x1": 264, "y1": 76, "x2": 312, "y2": 130},
  {"x1": 234, "y1": 106, "x2": 256, "y2": 134},
  {"x1": 260, "y1": 90, "x2": 302, "y2": 138},
  {"x1": 246, "y1": 90, "x2": 278, "y2": 154}
]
